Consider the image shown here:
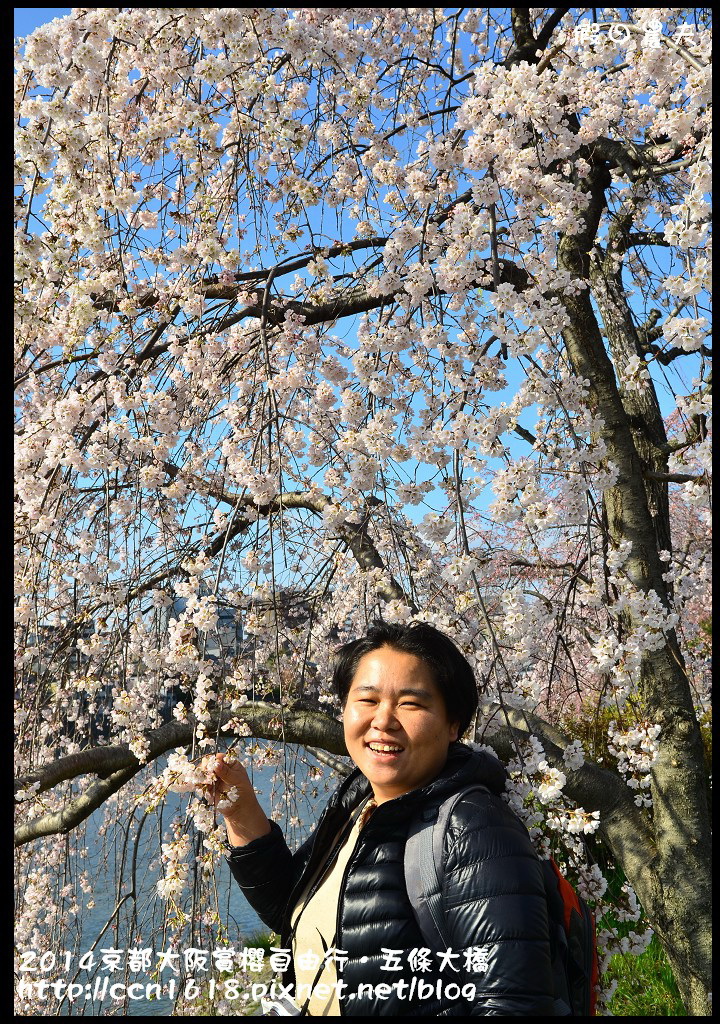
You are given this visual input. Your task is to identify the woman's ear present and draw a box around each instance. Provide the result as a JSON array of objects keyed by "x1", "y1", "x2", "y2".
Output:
[{"x1": 449, "y1": 720, "x2": 460, "y2": 743}]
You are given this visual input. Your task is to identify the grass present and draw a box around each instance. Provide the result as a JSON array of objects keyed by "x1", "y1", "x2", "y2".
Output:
[
  {"x1": 244, "y1": 928, "x2": 278, "y2": 954},
  {"x1": 606, "y1": 935, "x2": 686, "y2": 1016}
]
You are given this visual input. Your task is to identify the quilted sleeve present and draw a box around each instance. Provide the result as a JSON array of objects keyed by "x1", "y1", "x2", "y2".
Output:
[
  {"x1": 226, "y1": 820, "x2": 296, "y2": 934},
  {"x1": 442, "y1": 791, "x2": 558, "y2": 1016}
]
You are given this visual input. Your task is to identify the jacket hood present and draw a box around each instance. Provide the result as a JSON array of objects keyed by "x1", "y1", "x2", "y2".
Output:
[
  {"x1": 430, "y1": 740, "x2": 508, "y2": 798},
  {"x1": 328, "y1": 741, "x2": 508, "y2": 819}
]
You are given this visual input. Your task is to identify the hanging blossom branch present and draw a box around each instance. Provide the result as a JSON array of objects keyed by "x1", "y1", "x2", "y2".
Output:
[
  {"x1": 14, "y1": 7, "x2": 711, "y2": 1013},
  {"x1": 14, "y1": 704, "x2": 348, "y2": 846},
  {"x1": 16, "y1": 699, "x2": 651, "y2": 852},
  {"x1": 45, "y1": 487, "x2": 416, "y2": 647}
]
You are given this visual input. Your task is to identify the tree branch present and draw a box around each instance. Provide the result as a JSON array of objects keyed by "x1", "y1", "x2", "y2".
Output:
[
  {"x1": 649, "y1": 343, "x2": 712, "y2": 366},
  {"x1": 14, "y1": 764, "x2": 143, "y2": 847},
  {"x1": 536, "y1": 8, "x2": 571, "y2": 51},
  {"x1": 44, "y1": 487, "x2": 416, "y2": 658},
  {"x1": 15, "y1": 704, "x2": 347, "y2": 847},
  {"x1": 17, "y1": 694, "x2": 658, "y2": 894},
  {"x1": 477, "y1": 701, "x2": 660, "y2": 904},
  {"x1": 643, "y1": 471, "x2": 709, "y2": 484}
]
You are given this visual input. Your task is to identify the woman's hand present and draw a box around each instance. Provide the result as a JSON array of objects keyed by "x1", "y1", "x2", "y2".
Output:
[{"x1": 206, "y1": 752, "x2": 272, "y2": 847}]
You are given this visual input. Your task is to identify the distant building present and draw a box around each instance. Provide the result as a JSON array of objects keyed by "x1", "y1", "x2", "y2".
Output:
[
  {"x1": 165, "y1": 593, "x2": 244, "y2": 662},
  {"x1": 22, "y1": 620, "x2": 95, "y2": 677}
]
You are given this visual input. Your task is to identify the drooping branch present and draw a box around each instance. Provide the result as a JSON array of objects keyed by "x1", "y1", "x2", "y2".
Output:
[
  {"x1": 15, "y1": 704, "x2": 347, "y2": 847},
  {"x1": 39, "y1": 487, "x2": 416, "y2": 664},
  {"x1": 479, "y1": 701, "x2": 655, "y2": 866},
  {"x1": 98, "y1": 256, "x2": 530, "y2": 366},
  {"x1": 89, "y1": 237, "x2": 389, "y2": 312},
  {"x1": 159, "y1": 485, "x2": 415, "y2": 609},
  {"x1": 17, "y1": 696, "x2": 654, "y2": 865},
  {"x1": 14, "y1": 764, "x2": 144, "y2": 848},
  {"x1": 16, "y1": 719, "x2": 206, "y2": 797}
]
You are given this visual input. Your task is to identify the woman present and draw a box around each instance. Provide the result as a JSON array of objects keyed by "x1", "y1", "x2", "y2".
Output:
[{"x1": 209, "y1": 622, "x2": 557, "y2": 1015}]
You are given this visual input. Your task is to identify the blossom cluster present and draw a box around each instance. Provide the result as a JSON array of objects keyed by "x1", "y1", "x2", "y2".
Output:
[{"x1": 607, "y1": 721, "x2": 662, "y2": 807}]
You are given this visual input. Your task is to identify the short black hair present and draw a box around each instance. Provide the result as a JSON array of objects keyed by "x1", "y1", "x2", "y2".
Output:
[{"x1": 332, "y1": 620, "x2": 479, "y2": 739}]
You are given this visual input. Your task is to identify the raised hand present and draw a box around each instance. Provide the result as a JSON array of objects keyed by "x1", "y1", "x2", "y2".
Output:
[{"x1": 205, "y1": 751, "x2": 272, "y2": 847}]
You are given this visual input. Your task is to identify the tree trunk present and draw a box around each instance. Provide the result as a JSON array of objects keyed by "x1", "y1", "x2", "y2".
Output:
[{"x1": 556, "y1": 178, "x2": 712, "y2": 1015}]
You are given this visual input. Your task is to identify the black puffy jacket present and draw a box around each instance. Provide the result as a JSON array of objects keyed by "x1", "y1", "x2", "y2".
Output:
[{"x1": 227, "y1": 743, "x2": 557, "y2": 1016}]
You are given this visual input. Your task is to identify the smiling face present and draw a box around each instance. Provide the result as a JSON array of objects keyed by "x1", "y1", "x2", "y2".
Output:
[{"x1": 342, "y1": 646, "x2": 460, "y2": 805}]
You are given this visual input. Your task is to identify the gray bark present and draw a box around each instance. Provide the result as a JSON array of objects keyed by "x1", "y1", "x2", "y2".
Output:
[{"x1": 556, "y1": 165, "x2": 711, "y2": 1016}]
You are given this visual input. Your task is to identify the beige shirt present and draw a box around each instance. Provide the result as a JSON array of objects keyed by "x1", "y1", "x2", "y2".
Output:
[{"x1": 290, "y1": 798, "x2": 376, "y2": 1016}]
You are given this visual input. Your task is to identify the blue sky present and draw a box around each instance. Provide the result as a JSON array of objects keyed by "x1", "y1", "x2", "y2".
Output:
[{"x1": 15, "y1": 8, "x2": 71, "y2": 40}]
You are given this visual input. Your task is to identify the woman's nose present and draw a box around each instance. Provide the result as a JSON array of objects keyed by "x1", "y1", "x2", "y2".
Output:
[{"x1": 371, "y1": 702, "x2": 400, "y2": 730}]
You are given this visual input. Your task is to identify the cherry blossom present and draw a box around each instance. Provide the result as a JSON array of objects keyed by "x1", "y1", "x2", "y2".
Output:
[{"x1": 14, "y1": 8, "x2": 711, "y2": 1016}]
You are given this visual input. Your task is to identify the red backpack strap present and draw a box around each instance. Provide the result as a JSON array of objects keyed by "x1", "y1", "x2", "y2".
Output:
[
  {"x1": 549, "y1": 858, "x2": 582, "y2": 930},
  {"x1": 548, "y1": 858, "x2": 599, "y2": 1016}
]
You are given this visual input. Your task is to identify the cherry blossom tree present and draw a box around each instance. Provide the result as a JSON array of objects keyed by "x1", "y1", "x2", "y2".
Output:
[{"x1": 15, "y1": 8, "x2": 711, "y2": 1015}]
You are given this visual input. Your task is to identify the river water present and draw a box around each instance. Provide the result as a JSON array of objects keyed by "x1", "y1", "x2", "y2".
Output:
[{"x1": 42, "y1": 744, "x2": 341, "y2": 1017}]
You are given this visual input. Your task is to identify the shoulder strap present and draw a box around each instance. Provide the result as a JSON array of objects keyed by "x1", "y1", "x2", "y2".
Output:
[{"x1": 404, "y1": 783, "x2": 491, "y2": 951}]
